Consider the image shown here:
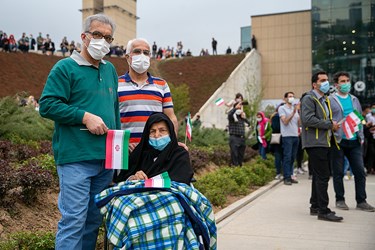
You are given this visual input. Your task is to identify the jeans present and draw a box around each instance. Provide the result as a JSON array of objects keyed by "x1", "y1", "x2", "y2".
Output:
[
  {"x1": 307, "y1": 147, "x2": 332, "y2": 214},
  {"x1": 331, "y1": 139, "x2": 367, "y2": 204},
  {"x1": 343, "y1": 157, "x2": 353, "y2": 176},
  {"x1": 259, "y1": 143, "x2": 267, "y2": 160},
  {"x1": 229, "y1": 135, "x2": 246, "y2": 166},
  {"x1": 55, "y1": 160, "x2": 113, "y2": 250},
  {"x1": 273, "y1": 144, "x2": 283, "y2": 175},
  {"x1": 281, "y1": 136, "x2": 299, "y2": 180},
  {"x1": 296, "y1": 137, "x2": 304, "y2": 169}
]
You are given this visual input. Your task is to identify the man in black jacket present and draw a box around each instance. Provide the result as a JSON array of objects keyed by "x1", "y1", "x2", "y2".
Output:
[{"x1": 228, "y1": 102, "x2": 250, "y2": 167}]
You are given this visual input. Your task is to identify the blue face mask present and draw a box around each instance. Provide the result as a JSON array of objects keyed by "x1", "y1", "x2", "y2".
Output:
[
  {"x1": 340, "y1": 83, "x2": 351, "y2": 94},
  {"x1": 149, "y1": 135, "x2": 171, "y2": 151},
  {"x1": 319, "y1": 81, "x2": 330, "y2": 93}
]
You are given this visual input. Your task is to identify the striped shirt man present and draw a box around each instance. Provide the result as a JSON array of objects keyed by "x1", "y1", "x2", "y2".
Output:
[{"x1": 118, "y1": 72, "x2": 174, "y2": 143}]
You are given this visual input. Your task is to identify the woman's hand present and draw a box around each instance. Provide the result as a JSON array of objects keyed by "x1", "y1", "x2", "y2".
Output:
[{"x1": 133, "y1": 170, "x2": 148, "y2": 180}]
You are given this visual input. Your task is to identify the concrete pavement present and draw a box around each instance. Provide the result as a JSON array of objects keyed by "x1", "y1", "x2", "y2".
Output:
[{"x1": 216, "y1": 173, "x2": 375, "y2": 250}]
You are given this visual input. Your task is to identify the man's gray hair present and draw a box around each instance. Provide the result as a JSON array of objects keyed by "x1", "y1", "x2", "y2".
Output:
[
  {"x1": 83, "y1": 13, "x2": 116, "y2": 36},
  {"x1": 126, "y1": 38, "x2": 151, "y2": 55}
]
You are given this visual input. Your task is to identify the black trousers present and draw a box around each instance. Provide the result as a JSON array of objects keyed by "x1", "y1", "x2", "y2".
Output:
[
  {"x1": 229, "y1": 135, "x2": 246, "y2": 167},
  {"x1": 306, "y1": 146, "x2": 332, "y2": 214}
]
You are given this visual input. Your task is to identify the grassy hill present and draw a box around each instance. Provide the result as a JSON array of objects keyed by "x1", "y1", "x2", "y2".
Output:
[{"x1": 0, "y1": 52, "x2": 245, "y2": 114}]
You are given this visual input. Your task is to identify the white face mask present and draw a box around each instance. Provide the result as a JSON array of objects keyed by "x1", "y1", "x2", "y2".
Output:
[
  {"x1": 287, "y1": 97, "x2": 295, "y2": 104},
  {"x1": 87, "y1": 38, "x2": 110, "y2": 60},
  {"x1": 130, "y1": 54, "x2": 150, "y2": 74},
  {"x1": 256, "y1": 117, "x2": 262, "y2": 122}
]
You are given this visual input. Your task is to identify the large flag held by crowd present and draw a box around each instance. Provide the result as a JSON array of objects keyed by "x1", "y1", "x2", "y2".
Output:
[
  {"x1": 342, "y1": 110, "x2": 364, "y2": 139},
  {"x1": 105, "y1": 130, "x2": 130, "y2": 170}
]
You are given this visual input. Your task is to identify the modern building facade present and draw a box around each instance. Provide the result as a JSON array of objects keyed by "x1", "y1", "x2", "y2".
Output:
[
  {"x1": 251, "y1": 10, "x2": 312, "y2": 106},
  {"x1": 252, "y1": 0, "x2": 374, "y2": 107},
  {"x1": 312, "y1": 0, "x2": 375, "y2": 104},
  {"x1": 81, "y1": 0, "x2": 138, "y2": 47}
]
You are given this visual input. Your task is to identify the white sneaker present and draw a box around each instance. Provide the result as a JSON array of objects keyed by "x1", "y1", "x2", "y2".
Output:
[
  {"x1": 297, "y1": 168, "x2": 305, "y2": 175},
  {"x1": 275, "y1": 174, "x2": 281, "y2": 180}
]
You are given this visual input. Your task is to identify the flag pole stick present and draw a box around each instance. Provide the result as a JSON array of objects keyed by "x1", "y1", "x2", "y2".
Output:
[{"x1": 185, "y1": 113, "x2": 188, "y2": 144}]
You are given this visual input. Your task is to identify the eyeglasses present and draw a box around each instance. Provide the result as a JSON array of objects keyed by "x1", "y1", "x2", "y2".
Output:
[
  {"x1": 132, "y1": 49, "x2": 151, "y2": 56},
  {"x1": 149, "y1": 128, "x2": 169, "y2": 137},
  {"x1": 86, "y1": 31, "x2": 114, "y2": 44}
]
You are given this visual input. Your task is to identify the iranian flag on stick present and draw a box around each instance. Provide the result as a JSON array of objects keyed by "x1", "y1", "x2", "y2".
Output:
[
  {"x1": 145, "y1": 172, "x2": 171, "y2": 188},
  {"x1": 215, "y1": 97, "x2": 225, "y2": 106},
  {"x1": 105, "y1": 130, "x2": 130, "y2": 170},
  {"x1": 186, "y1": 112, "x2": 192, "y2": 142},
  {"x1": 342, "y1": 111, "x2": 361, "y2": 139},
  {"x1": 343, "y1": 120, "x2": 356, "y2": 139},
  {"x1": 353, "y1": 110, "x2": 365, "y2": 125}
]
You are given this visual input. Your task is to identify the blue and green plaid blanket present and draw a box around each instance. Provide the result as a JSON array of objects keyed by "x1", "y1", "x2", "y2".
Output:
[{"x1": 95, "y1": 180, "x2": 217, "y2": 250}]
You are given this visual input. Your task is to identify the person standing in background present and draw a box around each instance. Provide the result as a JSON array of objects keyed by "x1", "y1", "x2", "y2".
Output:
[
  {"x1": 279, "y1": 92, "x2": 300, "y2": 185},
  {"x1": 212, "y1": 37, "x2": 218, "y2": 55},
  {"x1": 255, "y1": 111, "x2": 272, "y2": 160},
  {"x1": 228, "y1": 102, "x2": 250, "y2": 166}
]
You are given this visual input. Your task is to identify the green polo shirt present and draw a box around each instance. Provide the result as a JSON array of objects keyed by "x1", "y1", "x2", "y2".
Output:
[{"x1": 39, "y1": 51, "x2": 121, "y2": 165}]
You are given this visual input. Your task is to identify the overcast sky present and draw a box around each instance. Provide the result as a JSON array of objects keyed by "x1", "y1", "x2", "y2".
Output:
[{"x1": 1, "y1": 0, "x2": 311, "y2": 55}]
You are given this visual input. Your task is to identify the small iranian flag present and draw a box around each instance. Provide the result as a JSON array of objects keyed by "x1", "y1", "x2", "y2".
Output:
[
  {"x1": 342, "y1": 111, "x2": 362, "y2": 139},
  {"x1": 186, "y1": 112, "x2": 192, "y2": 142},
  {"x1": 145, "y1": 172, "x2": 171, "y2": 188},
  {"x1": 215, "y1": 97, "x2": 225, "y2": 106},
  {"x1": 353, "y1": 110, "x2": 365, "y2": 125},
  {"x1": 105, "y1": 130, "x2": 130, "y2": 169}
]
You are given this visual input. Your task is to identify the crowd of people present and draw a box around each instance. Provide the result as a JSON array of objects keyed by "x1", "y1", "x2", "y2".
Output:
[
  {"x1": 0, "y1": 30, "x2": 253, "y2": 60},
  {"x1": 0, "y1": 30, "x2": 82, "y2": 56},
  {"x1": 9, "y1": 11, "x2": 375, "y2": 249},
  {"x1": 223, "y1": 70, "x2": 375, "y2": 223}
]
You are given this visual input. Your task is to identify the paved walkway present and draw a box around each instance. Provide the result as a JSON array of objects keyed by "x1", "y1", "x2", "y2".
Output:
[{"x1": 216, "y1": 173, "x2": 375, "y2": 250}]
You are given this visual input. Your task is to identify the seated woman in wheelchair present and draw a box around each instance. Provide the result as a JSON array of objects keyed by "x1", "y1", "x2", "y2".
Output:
[{"x1": 115, "y1": 112, "x2": 193, "y2": 185}]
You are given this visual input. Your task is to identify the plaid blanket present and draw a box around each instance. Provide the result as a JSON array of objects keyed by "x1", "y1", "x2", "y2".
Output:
[{"x1": 95, "y1": 181, "x2": 217, "y2": 250}]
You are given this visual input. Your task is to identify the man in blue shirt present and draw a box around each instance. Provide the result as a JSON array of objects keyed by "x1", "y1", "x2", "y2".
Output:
[{"x1": 329, "y1": 71, "x2": 374, "y2": 212}]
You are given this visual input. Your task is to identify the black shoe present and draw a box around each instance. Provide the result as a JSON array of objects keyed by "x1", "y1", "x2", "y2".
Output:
[
  {"x1": 317, "y1": 212, "x2": 343, "y2": 222},
  {"x1": 310, "y1": 207, "x2": 336, "y2": 216},
  {"x1": 284, "y1": 179, "x2": 292, "y2": 185},
  {"x1": 291, "y1": 179, "x2": 299, "y2": 184},
  {"x1": 310, "y1": 207, "x2": 319, "y2": 216}
]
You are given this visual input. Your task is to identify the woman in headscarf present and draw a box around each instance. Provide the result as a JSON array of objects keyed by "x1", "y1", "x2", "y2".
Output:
[
  {"x1": 255, "y1": 111, "x2": 272, "y2": 160},
  {"x1": 115, "y1": 112, "x2": 193, "y2": 185}
]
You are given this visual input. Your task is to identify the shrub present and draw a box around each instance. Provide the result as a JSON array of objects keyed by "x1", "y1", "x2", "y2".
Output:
[
  {"x1": 27, "y1": 154, "x2": 57, "y2": 178},
  {"x1": 179, "y1": 127, "x2": 228, "y2": 147},
  {"x1": 0, "y1": 160, "x2": 17, "y2": 200},
  {"x1": 17, "y1": 164, "x2": 54, "y2": 204},
  {"x1": 195, "y1": 157, "x2": 275, "y2": 207},
  {"x1": 168, "y1": 82, "x2": 191, "y2": 120},
  {"x1": 0, "y1": 231, "x2": 55, "y2": 250},
  {"x1": 0, "y1": 96, "x2": 54, "y2": 141},
  {"x1": 38, "y1": 140, "x2": 53, "y2": 155},
  {"x1": 210, "y1": 145, "x2": 230, "y2": 166},
  {"x1": 0, "y1": 140, "x2": 40, "y2": 162},
  {"x1": 189, "y1": 147, "x2": 211, "y2": 171}
]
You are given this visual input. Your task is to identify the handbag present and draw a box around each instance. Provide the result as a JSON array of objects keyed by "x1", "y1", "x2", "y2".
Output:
[{"x1": 270, "y1": 133, "x2": 281, "y2": 144}]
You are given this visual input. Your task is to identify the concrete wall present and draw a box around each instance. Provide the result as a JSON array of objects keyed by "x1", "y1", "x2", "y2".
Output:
[
  {"x1": 252, "y1": 10, "x2": 312, "y2": 104},
  {"x1": 196, "y1": 50, "x2": 262, "y2": 129}
]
